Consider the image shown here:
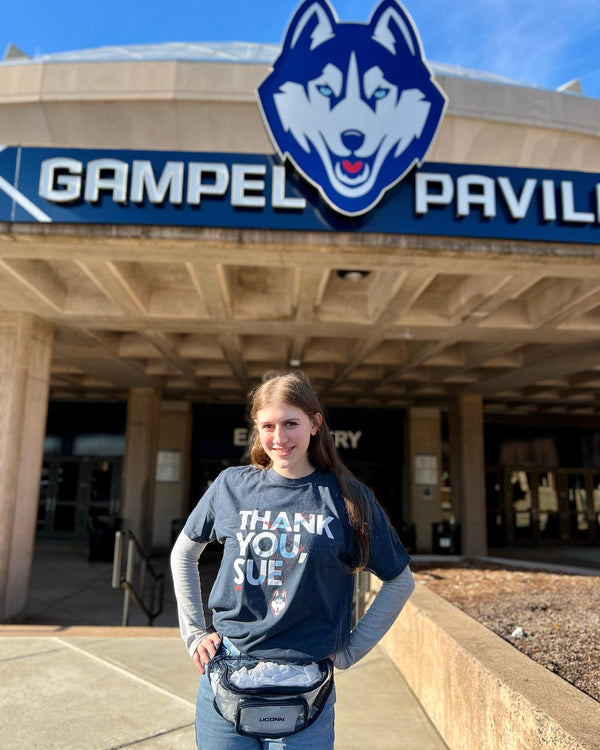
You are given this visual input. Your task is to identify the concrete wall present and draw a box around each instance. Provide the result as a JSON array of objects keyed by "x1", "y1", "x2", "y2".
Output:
[
  {"x1": 381, "y1": 584, "x2": 600, "y2": 750},
  {"x1": 1, "y1": 59, "x2": 599, "y2": 174}
]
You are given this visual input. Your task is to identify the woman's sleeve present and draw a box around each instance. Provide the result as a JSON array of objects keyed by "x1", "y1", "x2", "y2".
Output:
[
  {"x1": 334, "y1": 565, "x2": 415, "y2": 669},
  {"x1": 363, "y1": 487, "x2": 411, "y2": 581},
  {"x1": 170, "y1": 530, "x2": 213, "y2": 657}
]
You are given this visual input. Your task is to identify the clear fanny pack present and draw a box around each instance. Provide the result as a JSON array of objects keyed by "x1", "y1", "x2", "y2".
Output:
[{"x1": 207, "y1": 652, "x2": 334, "y2": 738}]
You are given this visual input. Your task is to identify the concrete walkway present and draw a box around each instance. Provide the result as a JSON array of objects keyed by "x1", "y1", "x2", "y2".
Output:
[
  {"x1": 8, "y1": 538, "x2": 598, "y2": 748},
  {"x1": 0, "y1": 540, "x2": 447, "y2": 749},
  {"x1": 0, "y1": 628, "x2": 446, "y2": 749}
]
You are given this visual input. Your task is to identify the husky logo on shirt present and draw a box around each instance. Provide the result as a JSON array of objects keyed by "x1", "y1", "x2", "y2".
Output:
[
  {"x1": 269, "y1": 589, "x2": 288, "y2": 617},
  {"x1": 257, "y1": 0, "x2": 447, "y2": 216}
]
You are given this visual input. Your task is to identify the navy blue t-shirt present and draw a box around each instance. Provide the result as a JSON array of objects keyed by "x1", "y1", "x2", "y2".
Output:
[{"x1": 184, "y1": 465, "x2": 410, "y2": 662}]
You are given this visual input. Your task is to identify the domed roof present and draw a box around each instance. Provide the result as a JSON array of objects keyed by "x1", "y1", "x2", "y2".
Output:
[{"x1": 2, "y1": 40, "x2": 534, "y2": 89}]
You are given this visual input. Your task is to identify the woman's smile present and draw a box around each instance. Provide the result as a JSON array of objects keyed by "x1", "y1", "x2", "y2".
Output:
[{"x1": 255, "y1": 403, "x2": 321, "y2": 478}]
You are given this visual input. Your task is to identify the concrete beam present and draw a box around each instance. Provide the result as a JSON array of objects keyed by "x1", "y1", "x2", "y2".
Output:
[
  {"x1": 121, "y1": 387, "x2": 162, "y2": 554},
  {"x1": 448, "y1": 393, "x2": 487, "y2": 556}
]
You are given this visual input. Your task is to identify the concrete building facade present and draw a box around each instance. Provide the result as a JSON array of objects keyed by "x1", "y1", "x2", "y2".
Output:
[{"x1": 1, "y1": 25, "x2": 600, "y2": 620}]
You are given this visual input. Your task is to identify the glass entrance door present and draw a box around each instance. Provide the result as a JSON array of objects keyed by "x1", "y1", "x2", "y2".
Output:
[
  {"x1": 37, "y1": 456, "x2": 121, "y2": 539},
  {"x1": 505, "y1": 468, "x2": 560, "y2": 543},
  {"x1": 38, "y1": 458, "x2": 83, "y2": 537},
  {"x1": 507, "y1": 469, "x2": 534, "y2": 542},
  {"x1": 504, "y1": 466, "x2": 597, "y2": 545},
  {"x1": 537, "y1": 471, "x2": 560, "y2": 541},
  {"x1": 88, "y1": 458, "x2": 122, "y2": 520},
  {"x1": 557, "y1": 470, "x2": 596, "y2": 543},
  {"x1": 592, "y1": 475, "x2": 600, "y2": 542}
]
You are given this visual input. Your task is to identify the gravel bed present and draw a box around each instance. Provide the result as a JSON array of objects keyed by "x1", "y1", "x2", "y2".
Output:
[{"x1": 410, "y1": 561, "x2": 600, "y2": 703}]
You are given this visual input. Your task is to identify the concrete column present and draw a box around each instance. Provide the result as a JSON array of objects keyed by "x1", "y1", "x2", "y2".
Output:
[
  {"x1": 0, "y1": 313, "x2": 53, "y2": 621},
  {"x1": 121, "y1": 387, "x2": 162, "y2": 554},
  {"x1": 448, "y1": 394, "x2": 487, "y2": 557},
  {"x1": 152, "y1": 401, "x2": 192, "y2": 553},
  {"x1": 407, "y1": 407, "x2": 442, "y2": 553}
]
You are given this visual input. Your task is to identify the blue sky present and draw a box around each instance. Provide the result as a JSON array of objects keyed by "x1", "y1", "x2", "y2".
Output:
[{"x1": 2, "y1": 0, "x2": 600, "y2": 99}]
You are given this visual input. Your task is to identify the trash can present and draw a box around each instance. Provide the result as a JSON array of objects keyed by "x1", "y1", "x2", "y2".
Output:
[
  {"x1": 88, "y1": 515, "x2": 122, "y2": 561},
  {"x1": 431, "y1": 521, "x2": 461, "y2": 555},
  {"x1": 398, "y1": 521, "x2": 416, "y2": 554}
]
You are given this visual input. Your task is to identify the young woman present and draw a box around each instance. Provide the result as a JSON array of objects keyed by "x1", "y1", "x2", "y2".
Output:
[{"x1": 171, "y1": 371, "x2": 414, "y2": 749}]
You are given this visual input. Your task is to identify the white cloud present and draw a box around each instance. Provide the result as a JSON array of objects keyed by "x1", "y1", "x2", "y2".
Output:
[{"x1": 401, "y1": 0, "x2": 600, "y2": 96}]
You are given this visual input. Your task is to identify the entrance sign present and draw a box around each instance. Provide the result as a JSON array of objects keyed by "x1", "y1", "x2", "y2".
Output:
[
  {"x1": 0, "y1": 146, "x2": 599, "y2": 244},
  {"x1": 257, "y1": 0, "x2": 447, "y2": 216}
]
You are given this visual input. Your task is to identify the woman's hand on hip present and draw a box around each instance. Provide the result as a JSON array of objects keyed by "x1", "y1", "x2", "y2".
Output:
[{"x1": 193, "y1": 631, "x2": 222, "y2": 674}]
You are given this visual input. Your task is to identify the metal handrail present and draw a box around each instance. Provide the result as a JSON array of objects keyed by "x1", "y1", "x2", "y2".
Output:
[
  {"x1": 352, "y1": 570, "x2": 371, "y2": 627},
  {"x1": 112, "y1": 530, "x2": 164, "y2": 626}
]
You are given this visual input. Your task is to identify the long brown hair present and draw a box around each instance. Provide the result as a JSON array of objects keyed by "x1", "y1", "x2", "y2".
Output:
[{"x1": 247, "y1": 371, "x2": 371, "y2": 571}]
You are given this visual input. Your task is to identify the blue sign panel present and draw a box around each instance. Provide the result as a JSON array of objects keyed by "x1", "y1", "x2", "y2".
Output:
[
  {"x1": 0, "y1": 146, "x2": 25, "y2": 221},
  {"x1": 0, "y1": 145, "x2": 599, "y2": 245}
]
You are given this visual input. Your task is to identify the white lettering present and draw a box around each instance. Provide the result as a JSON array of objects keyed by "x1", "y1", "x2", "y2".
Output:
[
  {"x1": 246, "y1": 559, "x2": 266, "y2": 585},
  {"x1": 334, "y1": 431, "x2": 349, "y2": 449},
  {"x1": 267, "y1": 559, "x2": 283, "y2": 585},
  {"x1": 541, "y1": 179, "x2": 557, "y2": 221},
  {"x1": 130, "y1": 160, "x2": 184, "y2": 204},
  {"x1": 279, "y1": 533, "x2": 301, "y2": 558},
  {"x1": 561, "y1": 181, "x2": 595, "y2": 223},
  {"x1": 252, "y1": 531, "x2": 277, "y2": 558},
  {"x1": 84, "y1": 159, "x2": 128, "y2": 203},
  {"x1": 332, "y1": 430, "x2": 362, "y2": 449},
  {"x1": 456, "y1": 175, "x2": 496, "y2": 218},
  {"x1": 415, "y1": 172, "x2": 600, "y2": 227},
  {"x1": 237, "y1": 559, "x2": 284, "y2": 586},
  {"x1": 239, "y1": 509, "x2": 273, "y2": 530},
  {"x1": 250, "y1": 510, "x2": 272, "y2": 530},
  {"x1": 239, "y1": 510, "x2": 254, "y2": 531},
  {"x1": 236, "y1": 531, "x2": 255, "y2": 555},
  {"x1": 497, "y1": 177, "x2": 537, "y2": 219},
  {"x1": 272, "y1": 165, "x2": 306, "y2": 209},
  {"x1": 233, "y1": 557, "x2": 245, "y2": 584},
  {"x1": 233, "y1": 427, "x2": 249, "y2": 447},
  {"x1": 39, "y1": 158, "x2": 83, "y2": 202},
  {"x1": 37, "y1": 157, "x2": 600, "y2": 232},
  {"x1": 293, "y1": 513, "x2": 315, "y2": 533},
  {"x1": 270, "y1": 512, "x2": 293, "y2": 531},
  {"x1": 415, "y1": 172, "x2": 454, "y2": 214},
  {"x1": 187, "y1": 162, "x2": 229, "y2": 204},
  {"x1": 347, "y1": 430, "x2": 362, "y2": 449},
  {"x1": 231, "y1": 164, "x2": 266, "y2": 208},
  {"x1": 316, "y1": 515, "x2": 335, "y2": 538},
  {"x1": 39, "y1": 158, "x2": 300, "y2": 211}
]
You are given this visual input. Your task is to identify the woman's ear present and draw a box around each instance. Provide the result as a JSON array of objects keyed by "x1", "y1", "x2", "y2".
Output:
[{"x1": 311, "y1": 412, "x2": 323, "y2": 434}]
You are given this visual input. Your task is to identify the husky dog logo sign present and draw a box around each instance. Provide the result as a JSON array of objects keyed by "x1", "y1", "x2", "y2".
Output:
[{"x1": 257, "y1": 0, "x2": 447, "y2": 216}]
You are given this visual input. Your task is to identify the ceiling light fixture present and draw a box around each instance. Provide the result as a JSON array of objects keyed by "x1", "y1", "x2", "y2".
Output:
[{"x1": 336, "y1": 269, "x2": 371, "y2": 282}]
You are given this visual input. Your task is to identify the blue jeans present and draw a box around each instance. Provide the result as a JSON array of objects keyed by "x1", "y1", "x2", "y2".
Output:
[{"x1": 195, "y1": 638, "x2": 335, "y2": 750}]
